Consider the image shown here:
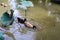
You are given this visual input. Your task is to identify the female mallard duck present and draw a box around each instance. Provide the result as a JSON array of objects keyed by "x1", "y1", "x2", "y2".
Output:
[{"x1": 1, "y1": 9, "x2": 14, "y2": 27}]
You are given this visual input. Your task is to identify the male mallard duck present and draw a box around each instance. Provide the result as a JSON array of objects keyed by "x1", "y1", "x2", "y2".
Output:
[{"x1": 1, "y1": 9, "x2": 14, "y2": 27}]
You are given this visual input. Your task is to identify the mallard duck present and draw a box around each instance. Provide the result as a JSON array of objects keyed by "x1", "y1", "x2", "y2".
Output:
[{"x1": 1, "y1": 9, "x2": 14, "y2": 27}]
